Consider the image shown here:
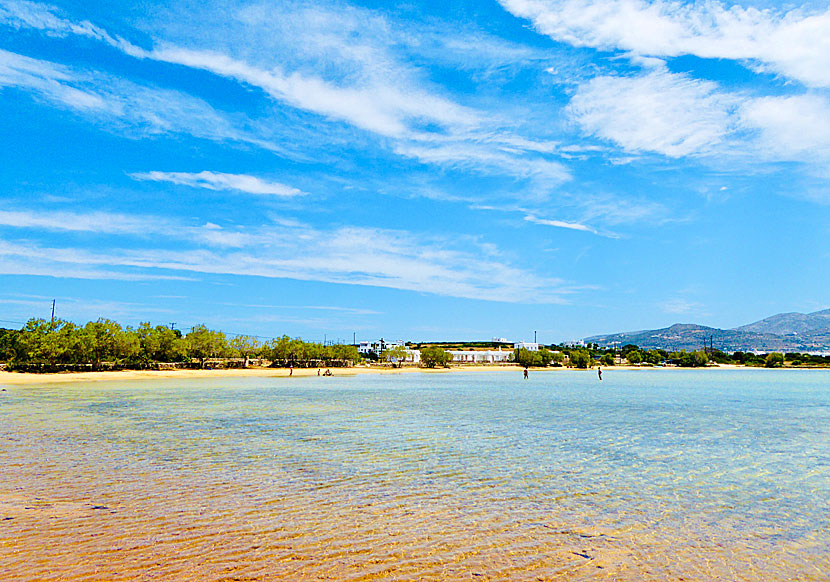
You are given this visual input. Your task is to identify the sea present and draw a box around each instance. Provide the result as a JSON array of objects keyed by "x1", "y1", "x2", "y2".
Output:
[{"x1": 1, "y1": 369, "x2": 828, "y2": 581}]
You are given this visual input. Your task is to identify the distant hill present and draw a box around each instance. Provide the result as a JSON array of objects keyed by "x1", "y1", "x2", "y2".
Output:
[
  {"x1": 736, "y1": 309, "x2": 830, "y2": 335},
  {"x1": 585, "y1": 309, "x2": 830, "y2": 352}
]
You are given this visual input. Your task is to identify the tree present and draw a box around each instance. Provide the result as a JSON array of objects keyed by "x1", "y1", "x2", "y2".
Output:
[
  {"x1": 765, "y1": 352, "x2": 784, "y2": 368},
  {"x1": 627, "y1": 350, "x2": 643, "y2": 365},
  {"x1": 538, "y1": 348, "x2": 555, "y2": 367},
  {"x1": 230, "y1": 335, "x2": 261, "y2": 367},
  {"x1": 420, "y1": 346, "x2": 452, "y2": 368},
  {"x1": 601, "y1": 353, "x2": 614, "y2": 366},
  {"x1": 80, "y1": 319, "x2": 138, "y2": 367},
  {"x1": 383, "y1": 345, "x2": 409, "y2": 367},
  {"x1": 513, "y1": 347, "x2": 541, "y2": 367},
  {"x1": 0, "y1": 328, "x2": 17, "y2": 362},
  {"x1": 570, "y1": 349, "x2": 591, "y2": 368},
  {"x1": 136, "y1": 323, "x2": 188, "y2": 363},
  {"x1": 186, "y1": 325, "x2": 228, "y2": 368}
]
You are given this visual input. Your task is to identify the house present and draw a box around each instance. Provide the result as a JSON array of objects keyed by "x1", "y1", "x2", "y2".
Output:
[
  {"x1": 448, "y1": 348, "x2": 512, "y2": 363},
  {"x1": 513, "y1": 341, "x2": 539, "y2": 352},
  {"x1": 357, "y1": 338, "x2": 405, "y2": 354}
]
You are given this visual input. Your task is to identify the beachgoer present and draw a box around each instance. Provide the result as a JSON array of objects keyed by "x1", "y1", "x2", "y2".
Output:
[
  {"x1": 317, "y1": 368, "x2": 321, "y2": 376},
  {"x1": 598, "y1": 366, "x2": 602, "y2": 381},
  {"x1": 523, "y1": 367, "x2": 529, "y2": 380},
  {"x1": 289, "y1": 365, "x2": 293, "y2": 376},
  {"x1": 323, "y1": 369, "x2": 332, "y2": 376}
]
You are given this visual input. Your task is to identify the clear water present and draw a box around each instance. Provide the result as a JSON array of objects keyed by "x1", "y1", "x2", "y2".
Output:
[{"x1": 1, "y1": 369, "x2": 828, "y2": 581}]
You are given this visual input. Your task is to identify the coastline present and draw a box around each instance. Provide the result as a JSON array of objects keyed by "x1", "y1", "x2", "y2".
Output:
[{"x1": 0, "y1": 362, "x2": 816, "y2": 386}]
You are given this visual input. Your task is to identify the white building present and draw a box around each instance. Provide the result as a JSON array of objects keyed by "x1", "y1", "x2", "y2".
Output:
[
  {"x1": 513, "y1": 341, "x2": 539, "y2": 352},
  {"x1": 449, "y1": 349, "x2": 512, "y2": 363},
  {"x1": 357, "y1": 339, "x2": 405, "y2": 354}
]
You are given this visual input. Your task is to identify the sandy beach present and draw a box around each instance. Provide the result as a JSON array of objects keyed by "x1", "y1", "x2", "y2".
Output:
[
  {"x1": 0, "y1": 364, "x2": 516, "y2": 385},
  {"x1": 0, "y1": 362, "x2": 768, "y2": 386}
]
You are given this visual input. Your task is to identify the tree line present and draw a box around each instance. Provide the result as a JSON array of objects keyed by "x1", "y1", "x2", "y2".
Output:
[{"x1": 0, "y1": 318, "x2": 360, "y2": 371}]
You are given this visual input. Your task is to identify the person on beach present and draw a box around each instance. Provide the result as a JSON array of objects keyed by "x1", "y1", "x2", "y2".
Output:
[
  {"x1": 289, "y1": 365, "x2": 293, "y2": 376},
  {"x1": 598, "y1": 366, "x2": 602, "y2": 381},
  {"x1": 523, "y1": 367, "x2": 529, "y2": 380},
  {"x1": 317, "y1": 368, "x2": 321, "y2": 376}
]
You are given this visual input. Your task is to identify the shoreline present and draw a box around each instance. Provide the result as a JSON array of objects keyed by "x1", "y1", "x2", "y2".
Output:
[{"x1": 0, "y1": 363, "x2": 822, "y2": 386}]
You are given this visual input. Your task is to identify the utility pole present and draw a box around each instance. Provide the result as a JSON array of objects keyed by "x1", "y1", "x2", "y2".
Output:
[
  {"x1": 353, "y1": 331, "x2": 356, "y2": 346},
  {"x1": 50, "y1": 299, "x2": 55, "y2": 324},
  {"x1": 170, "y1": 322, "x2": 176, "y2": 330},
  {"x1": 534, "y1": 330, "x2": 537, "y2": 343}
]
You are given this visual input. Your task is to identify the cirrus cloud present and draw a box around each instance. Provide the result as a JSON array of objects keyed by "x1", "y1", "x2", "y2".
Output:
[{"x1": 130, "y1": 171, "x2": 305, "y2": 196}]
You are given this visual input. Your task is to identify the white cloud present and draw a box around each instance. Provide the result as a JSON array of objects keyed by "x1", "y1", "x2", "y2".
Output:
[
  {"x1": 0, "y1": 209, "x2": 268, "y2": 248},
  {"x1": 567, "y1": 69, "x2": 739, "y2": 157},
  {"x1": 498, "y1": 0, "x2": 830, "y2": 88},
  {"x1": 142, "y1": 45, "x2": 478, "y2": 139},
  {"x1": 0, "y1": 48, "x2": 292, "y2": 154},
  {"x1": 659, "y1": 297, "x2": 703, "y2": 315},
  {"x1": 0, "y1": 1, "x2": 570, "y2": 189},
  {"x1": 524, "y1": 214, "x2": 598, "y2": 234},
  {"x1": 130, "y1": 171, "x2": 304, "y2": 197},
  {"x1": 0, "y1": 209, "x2": 576, "y2": 303},
  {"x1": 738, "y1": 93, "x2": 830, "y2": 163}
]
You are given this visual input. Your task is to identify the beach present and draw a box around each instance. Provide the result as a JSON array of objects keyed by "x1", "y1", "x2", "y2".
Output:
[{"x1": 0, "y1": 362, "x2": 763, "y2": 386}]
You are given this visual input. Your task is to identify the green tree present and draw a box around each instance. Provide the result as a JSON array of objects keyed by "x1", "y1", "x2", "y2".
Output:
[
  {"x1": 570, "y1": 349, "x2": 591, "y2": 368},
  {"x1": 601, "y1": 353, "x2": 614, "y2": 366},
  {"x1": 420, "y1": 346, "x2": 452, "y2": 368},
  {"x1": 538, "y1": 348, "x2": 555, "y2": 367},
  {"x1": 230, "y1": 335, "x2": 261, "y2": 366},
  {"x1": 383, "y1": 345, "x2": 409, "y2": 367},
  {"x1": 627, "y1": 350, "x2": 643, "y2": 365},
  {"x1": 15, "y1": 318, "x2": 81, "y2": 365},
  {"x1": 186, "y1": 324, "x2": 228, "y2": 368},
  {"x1": 513, "y1": 348, "x2": 542, "y2": 367},
  {"x1": 136, "y1": 323, "x2": 188, "y2": 363},
  {"x1": 765, "y1": 352, "x2": 784, "y2": 368},
  {"x1": 80, "y1": 319, "x2": 138, "y2": 367},
  {"x1": 0, "y1": 328, "x2": 20, "y2": 362}
]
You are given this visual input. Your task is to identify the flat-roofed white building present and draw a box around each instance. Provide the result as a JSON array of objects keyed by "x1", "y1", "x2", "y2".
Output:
[
  {"x1": 357, "y1": 339, "x2": 405, "y2": 354},
  {"x1": 448, "y1": 349, "x2": 512, "y2": 363},
  {"x1": 514, "y1": 341, "x2": 539, "y2": 351}
]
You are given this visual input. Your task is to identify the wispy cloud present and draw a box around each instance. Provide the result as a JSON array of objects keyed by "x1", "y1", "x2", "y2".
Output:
[
  {"x1": 659, "y1": 297, "x2": 705, "y2": 316},
  {"x1": 0, "y1": 209, "x2": 577, "y2": 303},
  {"x1": 524, "y1": 214, "x2": 599, "y2": 235},
  {"x1": 130, "y1": 171, "x2": 304, "y2": 196},
  {"x1": 497, "y1": 0, "x2": 830, "y2": 88},
  {"x1": 0, "y1": 0, "x2": 571, "y2": 190},
  {"x1": 0, "y1": 48, "x2": 291, "y2": 154}
]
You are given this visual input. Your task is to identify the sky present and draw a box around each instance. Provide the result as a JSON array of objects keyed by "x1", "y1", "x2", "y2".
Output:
[{"x1": 0, "y1": 0, "x2": 828, "y2": 344}]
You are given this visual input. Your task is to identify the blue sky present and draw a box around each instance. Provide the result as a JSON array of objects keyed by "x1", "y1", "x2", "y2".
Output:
[{"x1": 0, "y1": 0, "x2": 828, "y2": 343}]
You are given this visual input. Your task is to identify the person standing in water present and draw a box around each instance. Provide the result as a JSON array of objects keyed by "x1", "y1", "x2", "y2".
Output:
[
  {"x1": 523, "y1": 367, "x2": 529, "y2": 380},
  {"x1": 597, "y1": 366, "x2": 602, "y2": 381}
]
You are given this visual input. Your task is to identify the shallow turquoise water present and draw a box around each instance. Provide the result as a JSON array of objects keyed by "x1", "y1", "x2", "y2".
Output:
[{"x1": 1, "y1": 369, "x2": 828, "y2": 580}]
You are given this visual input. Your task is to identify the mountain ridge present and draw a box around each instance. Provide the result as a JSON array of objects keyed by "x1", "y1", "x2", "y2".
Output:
[{"x1": 585, "y1": 309, "x2": 830, "y2": 352}]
